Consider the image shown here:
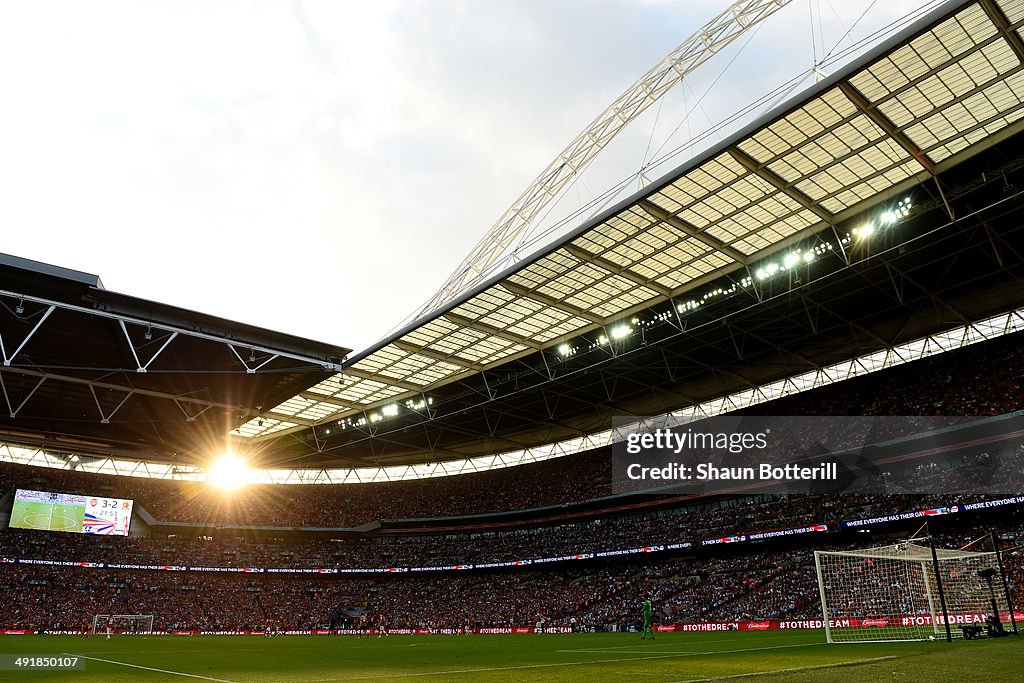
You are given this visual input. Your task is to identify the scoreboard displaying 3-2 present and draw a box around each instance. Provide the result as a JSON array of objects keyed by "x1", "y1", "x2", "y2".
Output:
[{"x1": 9, "y1": 489, "x2": 134, "y2": 536}]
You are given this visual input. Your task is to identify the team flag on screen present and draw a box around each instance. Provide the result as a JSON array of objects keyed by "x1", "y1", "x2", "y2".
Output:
[{"x1": 82, "y1": 512, "x2": 116, "y2": 534}]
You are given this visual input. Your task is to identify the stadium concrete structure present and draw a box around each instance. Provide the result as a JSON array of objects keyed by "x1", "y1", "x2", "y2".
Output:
[{"x1": 2, "y1": 0, "x2": 1024, "y2": 678}]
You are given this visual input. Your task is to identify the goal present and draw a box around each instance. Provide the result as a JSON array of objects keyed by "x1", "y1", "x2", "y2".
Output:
[
  {"x1": 92, "y1": 614, "x2": 155, "y2": 634},
  {"x1": 814, "y1": 539, "x2": 1013, "y2": 643}
]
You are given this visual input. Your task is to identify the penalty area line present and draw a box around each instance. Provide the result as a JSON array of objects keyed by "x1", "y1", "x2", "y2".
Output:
[
  {"x1": 64, "y1": 653, "x2": 242, "y2": 683},
  {"x1": 666, "y1": 655, "x2": 899, "y2": 683}
]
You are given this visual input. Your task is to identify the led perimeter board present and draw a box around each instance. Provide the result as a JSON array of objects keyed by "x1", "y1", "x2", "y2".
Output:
[{"x1": 10, "y1": 489, "x2": 133, "y2": 536}]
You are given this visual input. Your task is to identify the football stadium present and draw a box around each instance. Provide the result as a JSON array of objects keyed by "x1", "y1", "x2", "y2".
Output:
[{"x1": 3, "y1": 0, "x2": 1024, "y2": 680}]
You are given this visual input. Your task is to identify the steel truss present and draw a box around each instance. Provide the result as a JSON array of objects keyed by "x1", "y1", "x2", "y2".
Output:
[{"x1": 0, "y1": 287, "x2": 343, "y2": 428}]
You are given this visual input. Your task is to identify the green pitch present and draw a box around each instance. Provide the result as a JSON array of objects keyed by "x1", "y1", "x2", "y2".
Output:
[
  {"x1": 0, "y1": 629, "x2": 1021, "y2": 682},
  {"x1": 9, "y1": 500, "x2": 84, "y2": 533}
]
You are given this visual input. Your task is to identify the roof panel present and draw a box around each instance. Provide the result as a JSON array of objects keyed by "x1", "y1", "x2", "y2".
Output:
[
  {"x1": 589, "y1": 287, "x2": 660, "y2": 319},
  {"x1": 843, "y1": 4, "x2": 995, "y2": 102},
  {"x1": 739, "y1": 87, "x2": 858, "y2": 166},
  {"x1": 1000, "y1": 0, "x2": 1024, "y2": 24},
  {"x1": 350, "y1": 345, "x2": 406, "y2": 375},
  {"x1": 453, "y1": 340, "x2": 528, "y2": 366},
  {"x1": 403, "y1": 317, "x2": 462, "y2": 347},
  {"x1": 235, "y1": 417, "x2": 297, "y2": 438},
  {"x1": 335, "y1": 378, "x2": 389, "y2": 403},
  {"x1": 794, "y1": 135, "x2": 912, "y2": 210},
  {"x1": 304, "y1": 375, "x2": 346, "y2": 397},
  {"x1": 879, "y1": 39, "x2": 1018, "y2": 127},
  {"x1": 907, "y1": 66, "x2": 1024, "y2": 159},
  {"x1": 450, "y1": 286, "x2": 517, "y2": 322},
  {"x1": 427, "y1": 329, "x2": 491, "y2": 357},
  {"x1": 647, "y1": 185, "x2": 692, "y2": 214},
  {"x1": 402, "y1": 364, "x2": 464, "y2": 386},
  {"x1": 849, "y1": 4, "x2": 996, "y2": 101},
  {"x1": 925, "y1": 100, "x2": 1024, "y2": 161},
  {"x1": 356, "y1": 384, "x2": 408, "y2": 405},
  {"x1": 295, "y1": 402, "x2": 347, "y2": 422},
  {"x1": 506, "y1": 308, "x2": 588, "y2": 340}
]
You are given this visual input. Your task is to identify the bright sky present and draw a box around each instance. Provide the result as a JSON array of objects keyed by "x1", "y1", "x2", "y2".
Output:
[{"x1": 0, "y1": 0, "x2": 931, "y2": 354}]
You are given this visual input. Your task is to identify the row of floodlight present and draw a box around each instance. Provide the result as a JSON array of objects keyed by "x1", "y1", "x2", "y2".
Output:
[
  {"x1": 324, "y1": 397, "x2": 435, "y2": 433},
  {"x1": 554, "y1": 196, "x2": 912, "y2": 359},
  {"x1": 553, "y1": 241, "x2": 826, "y2": 358},
  {"x1": 755, "y1": 243, "x2": 830, "y2": 281},
  {"x1": 558, "y1": 320, "x2": 636, "y2": 356}
]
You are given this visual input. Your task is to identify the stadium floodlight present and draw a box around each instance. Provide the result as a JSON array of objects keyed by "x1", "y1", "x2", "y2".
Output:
[
  {"x1": 879, "y1": 197, "x2": 912, "y2": 225},
  {"x1": 557, "y1": 344, "x2": 572, "y2": 357},
  {"x1": 382, "y1": 404, "x2": 399, "y2": 417},
  {"x1": 783, "y1": 252, "x2": 799, "y2": 268},
  {"x1": 852, "y1": 222, "x2": 874, "y2": 239},
  {"x1": 803, "y1": 251, "x2": 815, "y2": 263},
  {"x1": 208, "y1": 453, "x2": 252, "y2": 490},
  {"x1": 610, "y1": 324, "x2": 631, "y2": 339}
]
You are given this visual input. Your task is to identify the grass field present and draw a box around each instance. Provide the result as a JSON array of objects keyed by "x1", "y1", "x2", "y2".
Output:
[
  {"x1": 9, "y1": 500, "x2": 84, "y2": 532},
  {"x1": 0, "y1": 629, "x2": 1021, "y2": 682}
]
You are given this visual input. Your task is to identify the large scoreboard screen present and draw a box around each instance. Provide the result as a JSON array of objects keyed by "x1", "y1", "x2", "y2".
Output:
[{"x1": 9, "y1": 489, "x2": 133, "y2": 536}]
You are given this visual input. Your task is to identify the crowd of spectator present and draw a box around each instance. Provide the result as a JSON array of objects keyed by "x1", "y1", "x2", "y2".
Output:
[
  {"x1": 0, "y1": 493, "x2": 996, "y2": 570},
  {"x1": 2, "y1": 526, "x2": 1019, "y2": 632}
]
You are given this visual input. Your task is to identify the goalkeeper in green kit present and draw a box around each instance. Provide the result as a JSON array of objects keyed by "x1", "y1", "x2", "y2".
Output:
[{"x1": 641, "y1": 598, "x2": 655, "y2": 640}]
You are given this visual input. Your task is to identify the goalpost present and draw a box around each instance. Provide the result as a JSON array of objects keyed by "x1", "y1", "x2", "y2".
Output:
[
  {"x1": 814, "y1": 535, "x2": 1014, "y2": 643},
  {"x1": 92, "y1": 614, "x2": 155, "y2": 634}
]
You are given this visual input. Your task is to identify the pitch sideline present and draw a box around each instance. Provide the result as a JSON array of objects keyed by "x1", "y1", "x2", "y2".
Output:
[{"x1": 64, "y1": 653, "x2": 242, "y2": 683}]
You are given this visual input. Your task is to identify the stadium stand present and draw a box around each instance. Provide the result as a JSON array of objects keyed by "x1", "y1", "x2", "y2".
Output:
[
  {"x1": 0, "y1": 336, "x2": 1020, "y2": 635},
  {"x1": 2, "y1": 328, "x2": 1024, "y2": 634},
  {"x1": 1, "y1": 525, "x2": 1020, "y2": 632}
]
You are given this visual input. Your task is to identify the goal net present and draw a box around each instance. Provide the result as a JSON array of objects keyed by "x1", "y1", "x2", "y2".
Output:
[
  {"x1": 92, "y1": 614, "x2": 155, "y2": 634},
  {"x1": 814, "y1": 541, "x2": 1011, "y2": 643}
]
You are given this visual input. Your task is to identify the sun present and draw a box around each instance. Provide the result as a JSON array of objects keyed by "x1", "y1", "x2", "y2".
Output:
[{"x1": 207, "y1": 453, "x2": 252, "y2": 490}]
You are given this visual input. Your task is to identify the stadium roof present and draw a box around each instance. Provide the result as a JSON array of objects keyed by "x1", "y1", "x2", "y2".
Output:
[
  {"x1": 240, "y1": 0, "x2": 1024, "y2": 442},
  {"x1": 0, "y1": 253, "x2": 350, "y2": 462}
]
